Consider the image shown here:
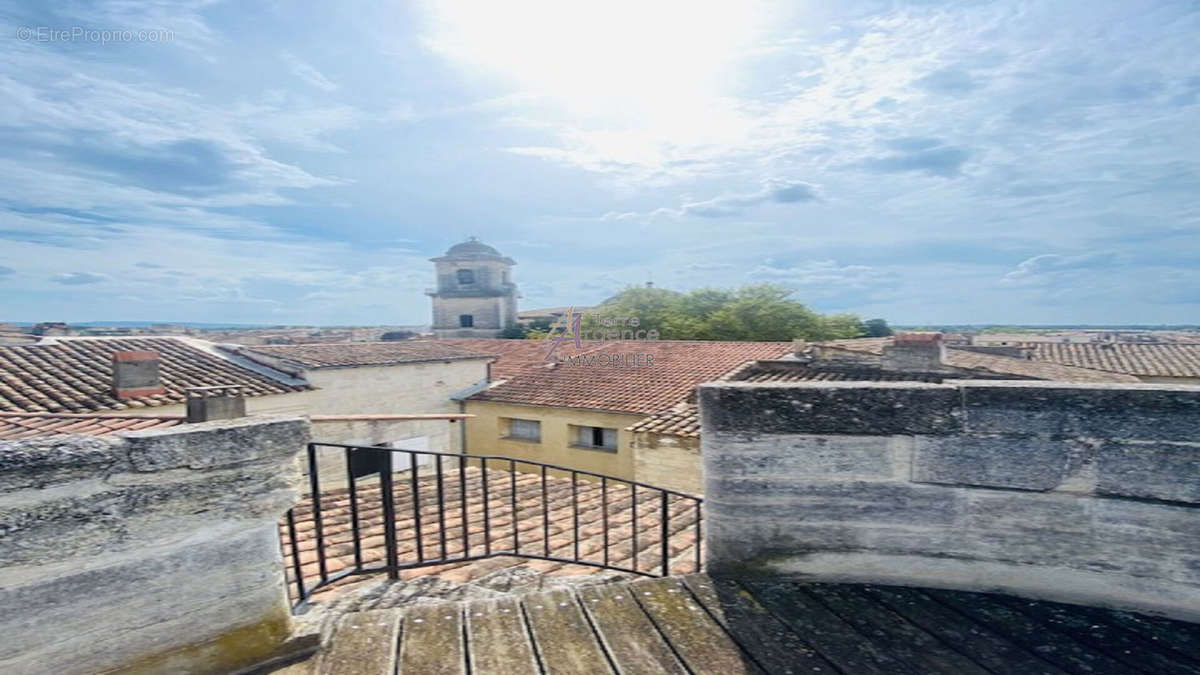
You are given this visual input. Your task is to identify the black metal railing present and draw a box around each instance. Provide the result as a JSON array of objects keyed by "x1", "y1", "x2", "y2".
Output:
[{"x1": 280, "y1": 442, "x2": 704, "y2": 611}]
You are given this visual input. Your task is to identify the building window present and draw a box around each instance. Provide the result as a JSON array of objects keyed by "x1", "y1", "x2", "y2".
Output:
[
  {"x1": 459, "y1": 314, "x2": 474, "y2": 328},
  {"x1": 456, "y1": 268, "x2": 475, "y2": 285},
  {"x1": 571, "y1": 425, "x2": 618, "y2": 451},
  {"x1": 504, "y1": 418, "x2": 541, "y2": 442}
]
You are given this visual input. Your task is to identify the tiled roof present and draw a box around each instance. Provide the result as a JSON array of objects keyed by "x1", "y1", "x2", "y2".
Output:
[
  {"x1": 943, "y1": 348, "x2": 1139, "y2": 382},
  {"x1": 418, "y1": 339, "x2": 580, "y2": 380},
  {"x1": 0, "y1": 337, "x2": 307, "y2": 413},
  {"x1": 811, "y1": 337, "x2": 1138, "y2": 383},
  {"x1": 0, "y1": 412, "x2": 184, "y2": 439},
  {"x1": 1024, "y1": 342, "x2": 1200, "y2": 378},
  {"x1": 282, "y1": 465, "x2": 700, "y2": 604},
  {"x1": 627, "y1": 361, "x2": 945, "y2": 437},
  {"x1": 627, "y1": 402, "x2": 702, "y2": 437},
  {"x1": 237, "y1": 341, "x2": 495, "y2": 369},
  {"x1": 467, "y1": 341, "x2": 792, "y2": 415}
]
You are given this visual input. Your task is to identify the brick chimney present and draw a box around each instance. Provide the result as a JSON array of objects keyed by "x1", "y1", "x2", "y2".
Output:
[
  {"x1": 882, "y1": 332, "x2": 946, "y2": 372},
  {"x1": 112, "y1": 351, "x2": 166, "y2": 399}
]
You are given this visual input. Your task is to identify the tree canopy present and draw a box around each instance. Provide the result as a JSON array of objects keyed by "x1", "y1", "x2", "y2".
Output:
[{"x1": 592, "y1": 283, "x2": 867, "y2": 341}]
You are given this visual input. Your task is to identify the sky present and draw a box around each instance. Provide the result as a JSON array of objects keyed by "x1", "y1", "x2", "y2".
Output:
[{"x1": 0, "y1": 0, "x2": 1197, "y2": 326}]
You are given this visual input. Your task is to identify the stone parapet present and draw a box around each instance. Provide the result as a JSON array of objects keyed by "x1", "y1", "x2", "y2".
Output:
[
  {"x1": 0, "y1": 416, "x2": 309, "y2": 674},
  {"x1": 700, "y1": 380, "x2": 1200, "y2": 621}
]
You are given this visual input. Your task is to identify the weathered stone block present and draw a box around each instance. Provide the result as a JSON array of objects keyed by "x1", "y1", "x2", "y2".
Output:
[
  {"x1": 0, "y1": 435, "x2": 128, "y2": 491},
  {"x1": 1096, "y1": 442, "x2": 1200, "y2": 504},
  {"x1": 0, "y1": 416, "x2": 308, "y2": 674},
  {"x1": 124, "y1": 415, "x2": 308, "y2": 471},
  {"x1": 704, "y1": 434, "x2": 896, "y2": 480},
  {"x1": 0, "y1": 524, "x2": 290, "y2": 674},
  {"x1": 912, "y1": 434, "x2": 1079, "y2": 491},
  {"x1": 700, "y1": 382, "x2": 962, "y2": 436},
  {"x1": 705, "y1": 481, "x2": 963, "y2": 526},
  {"x1": 961, "y1": 382, "x2": 1200, "y2": 441}
]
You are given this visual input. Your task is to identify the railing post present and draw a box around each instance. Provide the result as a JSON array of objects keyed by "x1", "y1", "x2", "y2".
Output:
[
  {"x1": 631, "y1": 483, "x2": 638, "y2": 572},
  {"x1": 482, "y1": 458, "x2": 491, "y2": 555},
  {"x1": 379, "y1": 451, "x2": 399, "y2": 579},
  {"x1": 694, "y1": 499, "x2": 702, "y2": 574},
  {"x1": 285, "y1": 509, "x2": 306, "y2": 602},
  {"x1": 410, "y1": 451, "x2": 423, "y2": 563},
  {"x1": 572, "y1": 471, "x2": 579, "y2": 561},
  {"x1": 601, "y1": 477, "x2": 609, "y2": 567},
  {"x1": 660, "y1": 492, "x2": 670, "y2": 577},
  {"x1": 459, "y1": 457, "x2": 469, "y2": 557},
  {"x1": 541, "y1": 465, "x2": 549, "y2": 557},
  {"x1": 344, "y1": 447, "x2": 363, "y2": 570},
  {"x1": 436, "y1": 455, "x2": 447, "y2": 560},
  {"x1": 511, "y1": 459, "x2": 519, "y2": 554},
  {"x1": 307, "y1": 444, "x2": 328, "y2": 582}
]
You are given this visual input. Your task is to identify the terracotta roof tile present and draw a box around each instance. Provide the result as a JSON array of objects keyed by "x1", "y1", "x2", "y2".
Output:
[
  {"x1": 0, "y1": 337, "x2": 307, "y2": 413},
  {"x1": 417, "y1": 339, "x2": 588, "y2": 380},
  {"x1": 0, "y1": 412, "x2": 184, "y2": 439},
  {"x1": 1024, "y1": 342, "x2": 1200, "y2": 378},
  {"x1": 467, "y1": 340, "x2": 793, "y2": 414},
  {"x1": 241, "y1": 341, "x2": 495, "y2": 369},
  {"x1": 811, "y1": 337, "x2": 1138, "y2": 383}
]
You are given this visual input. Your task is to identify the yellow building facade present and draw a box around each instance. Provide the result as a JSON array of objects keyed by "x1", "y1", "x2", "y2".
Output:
[{"x1": 462, "y1": 400, "x2": 644, "y2": 481}]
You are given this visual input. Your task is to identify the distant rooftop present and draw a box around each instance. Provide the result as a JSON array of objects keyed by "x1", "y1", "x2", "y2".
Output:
[
  {"x1": 1025, "y1": 342, "x2": 1200, "y2": 378},
  {"x1": 232, "y1": 341, "x2": 496, "y2": 369},
  {"x1": 466, "y1": 340, "x2": 793, "y2": 415},
  {"x1": 0, "y1": 337, "x2": 307, "y2": 413},
  {"x1": 812, "y1": 336, "x2": 1140, "y2": 383}
]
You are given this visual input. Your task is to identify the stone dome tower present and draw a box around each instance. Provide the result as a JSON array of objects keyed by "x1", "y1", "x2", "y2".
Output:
[{"x1": 427, "y1": 237, "x2": 519, "y2": 337}]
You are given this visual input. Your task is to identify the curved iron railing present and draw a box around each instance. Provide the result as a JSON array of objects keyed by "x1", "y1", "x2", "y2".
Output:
[{"x1": 280, "y1": 442, "x2": 703, "y2": 611}]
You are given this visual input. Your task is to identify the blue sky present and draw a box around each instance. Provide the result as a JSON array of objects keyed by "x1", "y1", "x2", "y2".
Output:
[{"x1": 0, "y1": 0, "x2": 1197, "y2": 326}]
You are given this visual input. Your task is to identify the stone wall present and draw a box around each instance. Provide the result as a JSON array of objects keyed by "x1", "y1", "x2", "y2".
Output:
[
  {"x1": 0, "y1": 416, "x2": 309, "y2": 674},
  {"x1": 700, "y1": 380, "x2": 1200, "y2": 621}
]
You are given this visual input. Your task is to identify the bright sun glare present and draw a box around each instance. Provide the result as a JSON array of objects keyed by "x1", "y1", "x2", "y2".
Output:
[{"x1": 423, "y1": 0, "x2": 767, "y2": 124}]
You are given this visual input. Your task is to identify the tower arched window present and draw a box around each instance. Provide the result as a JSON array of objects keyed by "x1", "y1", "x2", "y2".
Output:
[{"x1": 456, "y1": 269, "x2": 475, "y2": 285}]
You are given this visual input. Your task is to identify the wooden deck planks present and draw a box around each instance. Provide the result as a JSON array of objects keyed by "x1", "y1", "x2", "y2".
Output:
[
  {"x1": 397, "y1": 603, "x2": 467, "y2": 675},
  {"x1": 681, "y1": 575, "x2": 839, "y2": 675},
  {"x1": 312, "y1": 577, "x2": 1200, "y2": 675},
  {"x1": 994, "y1": 594, "x2": 1200, "y2": 675},
  {"x1": 465, "y1": 597, "x2": 541, "y2": 674},
  {"x1": 744, "y1": 580, "x2": 921, "y2": 675},
  {"x1": 521, "y1": 588, "x2": 614, "y2": 675},
  {"x1": 862, "y1": 585, "x2": 1069, "y2": 675},
  {"x1": 319, "y1": 609, "x2": 401, "y2": 675},
  {"x1": 926, "y1": 588, "x2": 1143, "y2": 675},
  {"x1": 806, "y1": 584, "x2": 992, "y2": 675},
  {"x1": 577, "y1": 583, "x2": 688, "y2": 675},
  {"x1": 630, "y1": 577, "x2": 764, "y2": 675}
]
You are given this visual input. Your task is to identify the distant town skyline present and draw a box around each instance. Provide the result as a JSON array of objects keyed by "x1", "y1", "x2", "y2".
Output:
[{"x1": 1, "y1": 1, "x2": 1197, "y2": 325}]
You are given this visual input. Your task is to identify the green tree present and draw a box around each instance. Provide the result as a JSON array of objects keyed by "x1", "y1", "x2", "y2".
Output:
[
  {"x1": 380, "y1": 330, "x2": 416, "y2": 341},
  {"x1": 863, "y1": 318, "x2": 893, "y2": 337},
  {"x1": 594, "y1": 283, "x2": 866, "y2": 341}
]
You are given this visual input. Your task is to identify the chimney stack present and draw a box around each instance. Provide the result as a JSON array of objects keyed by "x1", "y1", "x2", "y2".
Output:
[
  {"x1": 112, "y1": 351, "x2": 166, "y2": 399},
  {"x1": 186, "y1": 385, "x2": 246, "y2": 423},
  {"x1": 882, "y1": 332, "x2": 946, "y2": 372}
]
